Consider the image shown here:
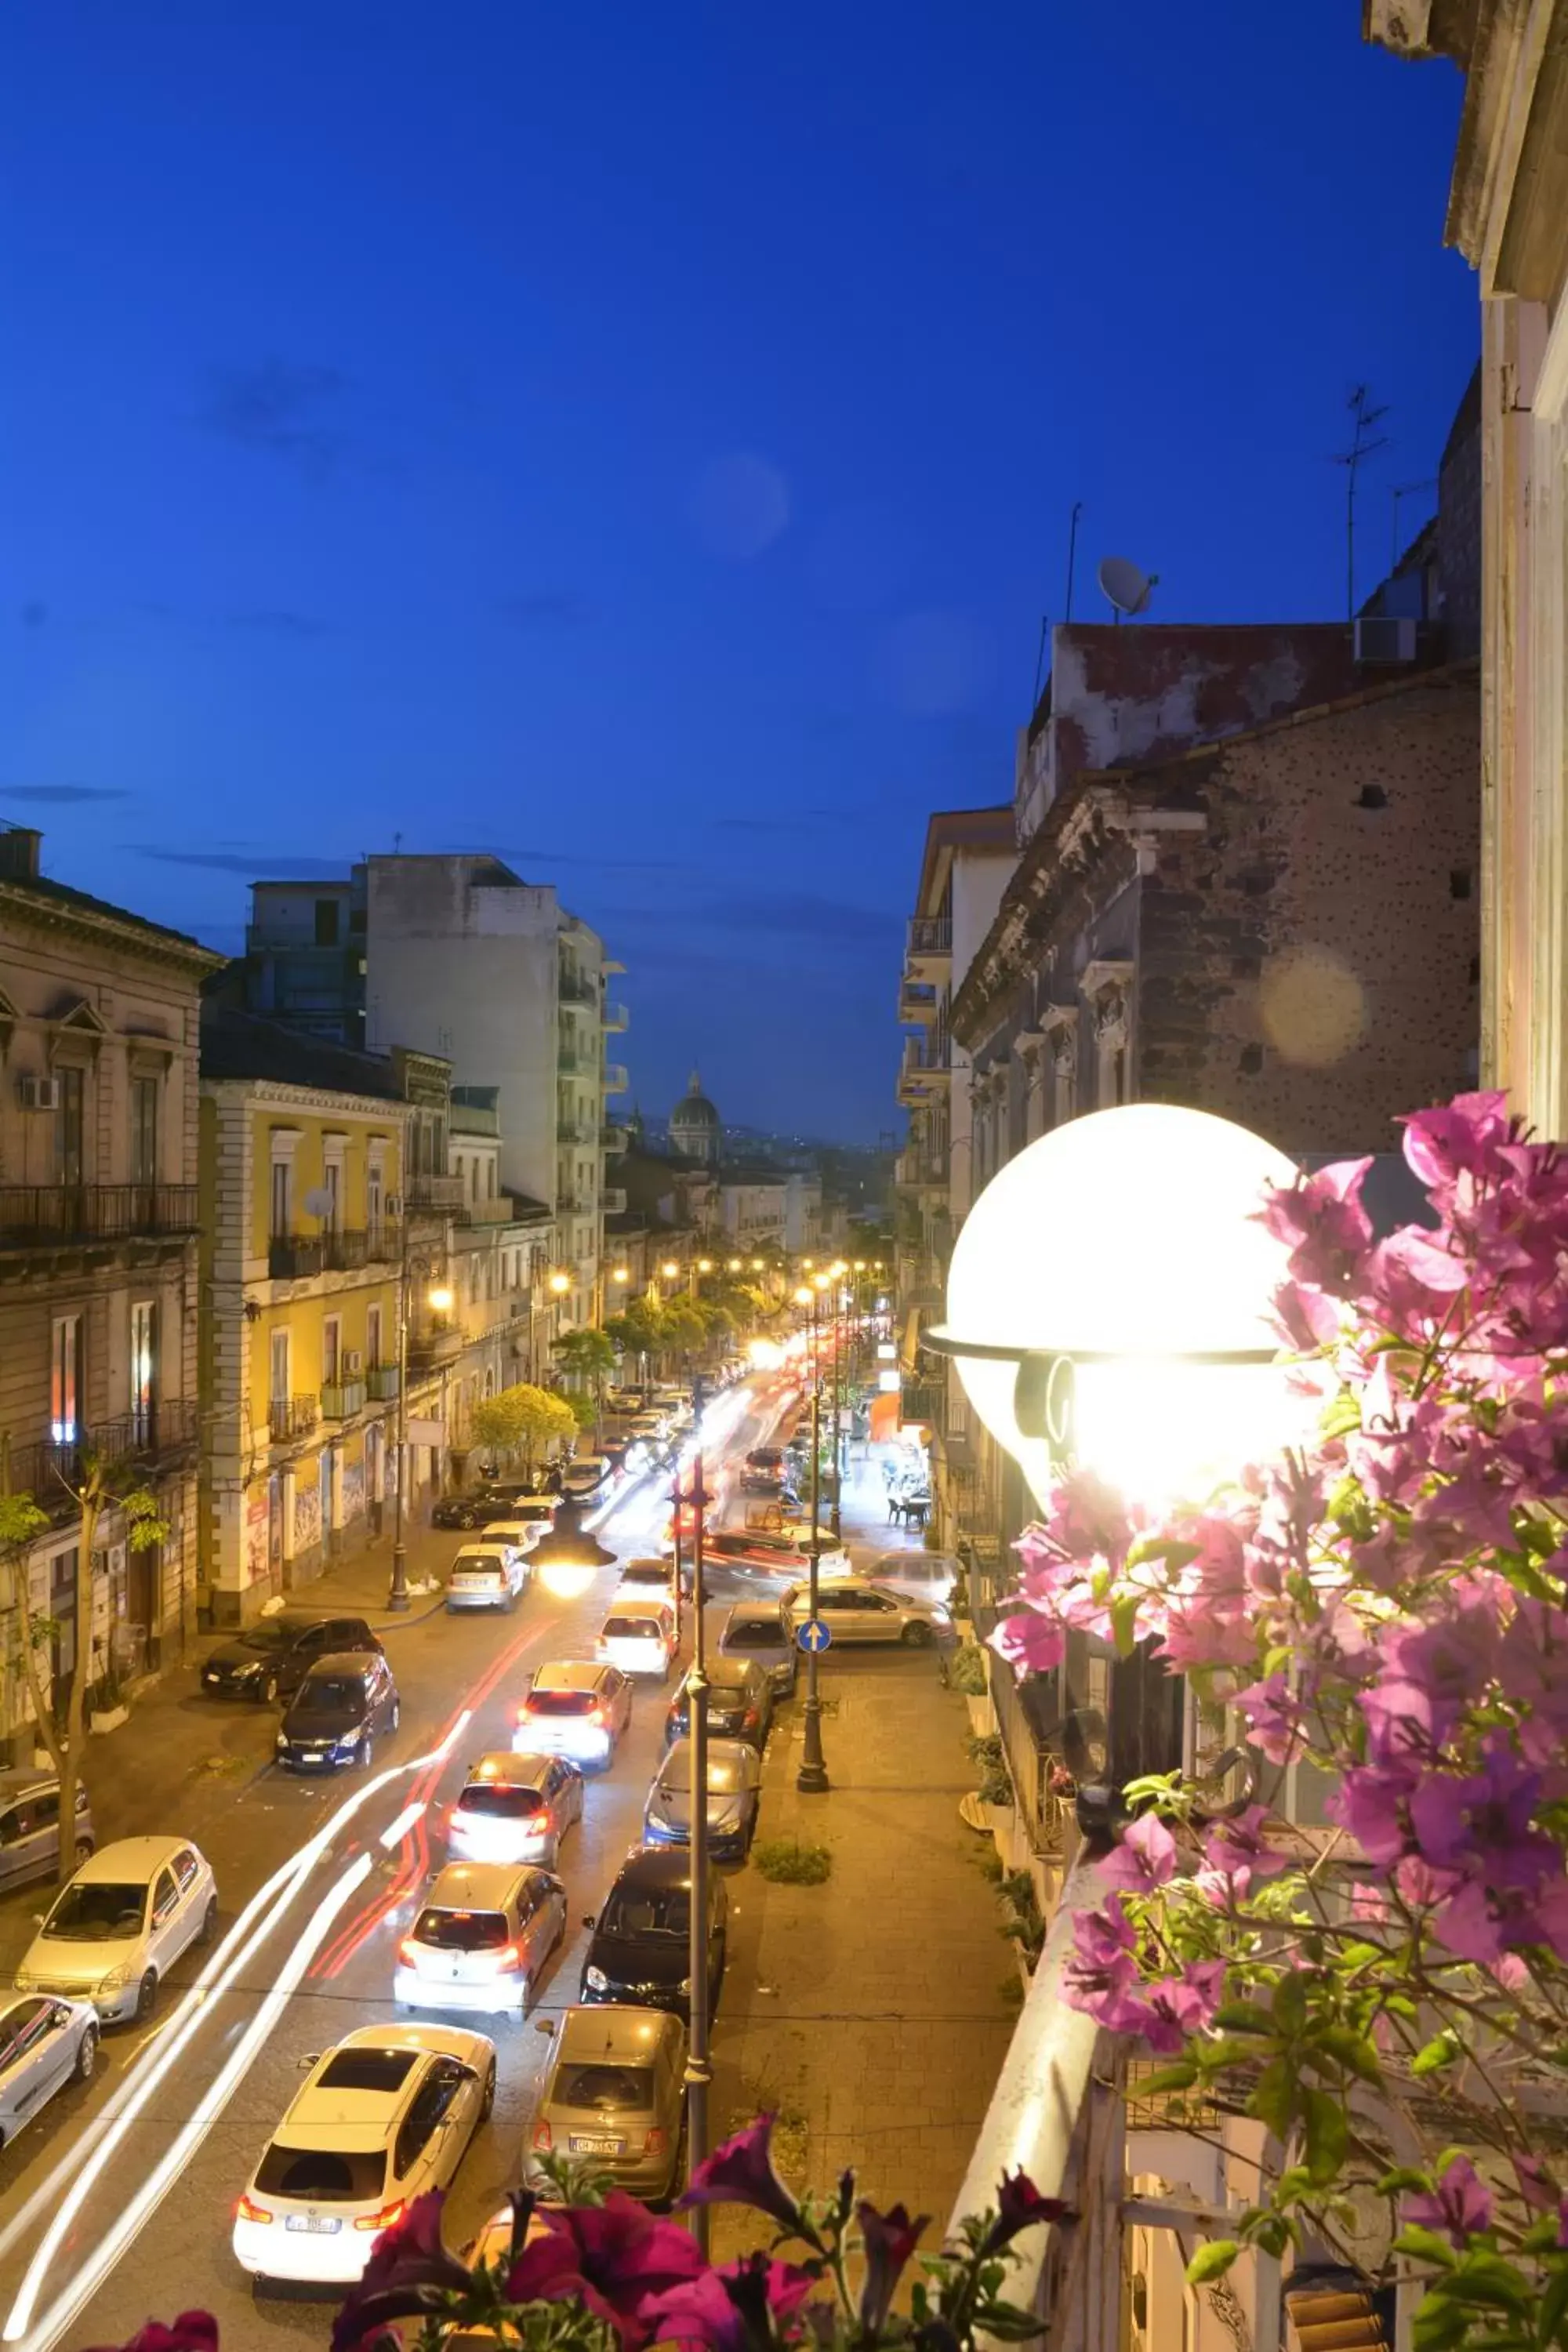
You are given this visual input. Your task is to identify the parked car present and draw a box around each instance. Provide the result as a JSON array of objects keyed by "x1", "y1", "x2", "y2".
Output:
[
  {"x1": 781, "y1": 1577, "x2": 949, "y2": 1646},
  {"x1": 579, "y1": 1846, "x2": 728, "y2": 2021},
  {"x1": 447, "y1": 1753, "x2": 583, "y2": 1867},
  {"x1": 745, "y1": 1446, "x2": 784, "y2": 1475},
  {"x1": 231, "y1": 2024, "x2": 495, "y2": 2284},
  {"x1": 663, "y1": 1657, "x2": 772, "y2": 1749},
  {"x1": 478, "y1": 1501, "x2": 557, "y2": 1544},
  {"x1": 0, "y1": 1767, "x2": 93, "y2": 1891},
  {"x1": 717, "y1": 1601, "x2": 798, "y2": 1698},
  {"x1": 514, "y1": 1661, "x2": 633, "y2": 1766},
  {"x1": 394, "y1": 1860, "x2": 567, "y2": 2018},
  {"x1": 201, "y1": 1612, "x2": 382, "y2": 1703},
  {"x1": 560, "y1": 1454, "x2": 614, "y2": 1500},
  {"x1": 445, "y1": 1541, "x2": 530, "y2": 1613},
  {"x1": 705, "y1": 1529, "x2": 851, "y2": 1581},
  {"x1": 16, "y1": 1835, "x2": 218, "y2": 2024},
  {"x1": 861, "y1": 1551, "x2": 962, "y2": 1606},
  {"x1": 276, "y1": 1652, "x2": 400, "y2": 1772},
  {"x1": 739, "y1": 1464, "x2": 791, "y2": 1497},
  {"x1": 643, "y1": 1738, "x2": 762, "y2": 1861},
  {"x1": 0, "y1": 1994, "x2": 100, "y2": 2148},
  {"x1": 530, "y1": 2005, "x2": 687, "y2": 2204},
  {"x1": 597, "y1": 1599, "x2": 677, "y2": 1680}
]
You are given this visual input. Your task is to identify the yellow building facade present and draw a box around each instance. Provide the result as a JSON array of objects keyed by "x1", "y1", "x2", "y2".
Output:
[{"x1": 198, "y1": 1011, "x2": 410, "y2": 1623}]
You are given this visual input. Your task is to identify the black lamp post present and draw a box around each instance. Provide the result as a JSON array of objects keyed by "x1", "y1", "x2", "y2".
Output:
[
  {"x1": 794, "y1": 1285, "x2": 829, "y2": 1795},
  {"x1": 681, "y1": 1454, "x2": 714, "y2": 2246}
]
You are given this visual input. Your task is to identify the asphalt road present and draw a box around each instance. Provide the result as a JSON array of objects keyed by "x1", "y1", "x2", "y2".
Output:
[{"x1": 0, "y1": 1374, "x2": 803, "y2": 2352}]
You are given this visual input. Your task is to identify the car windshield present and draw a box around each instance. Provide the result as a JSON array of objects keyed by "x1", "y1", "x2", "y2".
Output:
[
  {"x1": 295, "y1": 1678, "x2": 368, "y2": 1716},
  {"x1": 238, "y1": 1622, "x2": 296, "y2": 1652},
  {"x1": 554, "y1": 2063, "x2": 653, "y2": 2110},
  {"x1": 456, "y1": 1784, "x2": 543, "y2": 1818},
  {"x1": 601, "y1": 1885, "x2": 688, "y2": 1938},
  {"x1": 604, "y1": 1617, "x2": 662, "y2": 1642},
  {"x1": 44, "y1": 1882, "x2": 146, "y2": 1939},
  {"x1": 413, "y1": 1906, "x2": 510, "y2": 1951},
  {"x1": 731, "y1": 1621, "x2": 786, "y2": 1650},
  {"x1": 660, "y1": 1751, "x2": 748, "y2": 1793},
  {"x1": 255, "y1": 2143, "x2": 389, "y2": 2202}
]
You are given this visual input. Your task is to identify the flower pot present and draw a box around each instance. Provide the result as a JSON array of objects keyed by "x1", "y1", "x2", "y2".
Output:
[
  {"x1": 984, "y1": 1798, "x2": 1014, "y2": 1838},
  {"x1": 965, "y1": 1693, "x2": 996, "y2": 1738}
]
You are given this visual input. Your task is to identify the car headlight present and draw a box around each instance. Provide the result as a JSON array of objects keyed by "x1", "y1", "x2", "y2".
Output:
[
  {"x1": 275, "y1": 1732, "x2": 288, "y2": 1749},
  {"x1": 97, "y1": 1965, "x2": 132, "y2": 1994},
  {"x1": 585, "y1": 1965, "x2": 608, "y2": 1991},
  {"x1": 677, "y1": 1976, "x2": 692, "y2": 1995}
]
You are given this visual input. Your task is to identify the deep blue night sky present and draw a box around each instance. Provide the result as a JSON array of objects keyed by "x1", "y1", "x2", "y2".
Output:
[{"x1": 0, "y1": 6, "x2": 1475, "y2": 1139}]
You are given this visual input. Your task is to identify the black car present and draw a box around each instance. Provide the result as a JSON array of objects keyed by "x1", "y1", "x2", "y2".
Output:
[
  {"x1": 275, "y1": 1651, "x2": 400, "y2": 1772},
  {"x1": 579, "y1": 1846, "x2": 728, "y2": 2021},
  {"x1": 201, "y1": 1612, "x2": 382, "y2": 1703},
  {"x1": 663, "y1": 1657, "x2": 772, "y2": 1750},
  {"x1": 432, "y1": 1479, "x2": 557, "y2": 1531}
]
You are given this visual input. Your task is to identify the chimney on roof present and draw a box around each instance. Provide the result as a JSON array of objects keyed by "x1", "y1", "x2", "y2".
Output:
[{"x1": 0, "y1": 825, "x2": 42, "y2": 880}]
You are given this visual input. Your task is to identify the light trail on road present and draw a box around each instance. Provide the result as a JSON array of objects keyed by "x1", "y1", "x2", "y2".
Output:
[
  {"x1": 0, "y1": 1714, "x2": 471, "y2": 2346},
  {"x1": 12, "y1": 1852, "x2": 376, "y2": 2352}
]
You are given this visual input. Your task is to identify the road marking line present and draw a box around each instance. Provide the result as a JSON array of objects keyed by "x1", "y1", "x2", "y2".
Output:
[{"x1": 379, "y1": 1799, "x2": 427, "y2": 1849}]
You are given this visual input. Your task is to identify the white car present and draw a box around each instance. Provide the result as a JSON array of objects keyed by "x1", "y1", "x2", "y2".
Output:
[
  {"x1": 513, "y1": 1661, "x2": 633, "y2": 1765},
  {"x1": 232, "y1": 2024, "x2": 495, "y2": 2284},
  {"x1": 445, "y1": 1541, "x2": 529, "y2": 1613},
  {"x1": 394, "y1": 1861, "x2": 568, "y2": 2017},
  {"x1": 597, "y1": 1599, "x2": 677, "y2": 1679},
  {"x1": 477, "y1": 1516, "x2": 552, "y2": 1557},
  {"x1": 16, "y1": 1836, "x2": 218, "y2": 2024},
  {"x1": 0, "y1": 1994, "x2": 99, "y2": 2149},
  {"x1": 447, "y1": 1752, "x2": 584, "y2": 1867}
]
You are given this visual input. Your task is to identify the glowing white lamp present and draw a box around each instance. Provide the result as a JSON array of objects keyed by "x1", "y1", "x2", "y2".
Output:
[{"x1": 932, "y1": 1104, "x2": 1305, "y2": 1509}]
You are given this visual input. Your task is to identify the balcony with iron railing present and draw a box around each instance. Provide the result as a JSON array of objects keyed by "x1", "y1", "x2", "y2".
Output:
[
  {"x1": 558, "y1": 971, "x2": 598, "y2": 1007},
  {"x1": 558, "y1": 1117, "x2": 597, "y2": 1145},
  {"x1": 267, "y1": 1225, "x2": 401, "y2": 1279},
  {"x1": 601, "y1": 1062, "x2": 629, "y2": 1094},
  {"x1": 557, "y1": 1047, "x2": 586, "y2": 1075},
  {"x1": 268, "y1": 1393, "x2": 319, "y2": 1444},
  {"x1": 603, "y1": 1186, "x2": 627, "y2": 1215},
  {"x1": 408, "y1": 1323, "x2": 463, "y2": 1375},
  {"x1": 365, "y1": 1363, "x2": 400, "y2": 1401},
  {"x1": 0, "y1": 1402, "x2": 203, "y2": 1519},
  {"x1": 602, "y1": 1000, "x2": 630, "y2": 1033},
  {"x1": 897, "y1": 1033, "x2": 951, "y2": 1108},
  {"x1": 907, "y1": 914, "x2": 952, "y2": 960},
  {"x1": 404, "y1": 1173, "x2": 466, "y2": 1215},
  {"x1": 602, "y1": 1121, "x2": 629, "y2": 1155},
  {"x1": 320, "y1": 1377, "x2": 368, "y2": 1421},
  {"x1": 898, "y1": 972, "x2": 942, "y2": 1025},
  {"x1": 0, "y1": 1185, "x2": 201, "y2": 1254}
]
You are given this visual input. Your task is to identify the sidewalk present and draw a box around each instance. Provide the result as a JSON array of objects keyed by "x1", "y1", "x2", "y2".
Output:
[{"x1": 708, "y1": 1436, "x2": 1014, "y2": 2244}]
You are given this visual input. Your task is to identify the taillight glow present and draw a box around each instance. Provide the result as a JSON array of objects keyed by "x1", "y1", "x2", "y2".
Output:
[
  {"x1": 355, "y1": 2198, "x2": 407, "y2": 2233},
  {"x1": 644, "y1": 2127, "x2": 668, "y2": 2156},
  {"x1": 493, "y1": 1943, "x2": 522, "y2": 1971},
  {"x1": 532, "y1": 2119, "x2": 554, "y2": 2151},
  {"x1": 398, "y1": 1936, "x2": 421, "y2": 1965},
  {"x1": 235, "y1": 2192, "x2": 273, "y2": 2225}
]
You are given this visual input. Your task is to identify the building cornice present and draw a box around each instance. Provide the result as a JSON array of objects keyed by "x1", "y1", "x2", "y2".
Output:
[
  {"x1": 204, "y1": 1076, "x2": 411, "y2": 1123},
  {"x1": 0, "y1": 880, "x2": 225, "y2": 976}
]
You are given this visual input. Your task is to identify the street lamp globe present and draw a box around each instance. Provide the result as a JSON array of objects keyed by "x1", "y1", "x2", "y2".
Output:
[
  {"x1": 750, "y1": 1258, "x2": 764, "y2": 1272},
  {"x1": 793, "y1": 1285, "x2": 813, "y2": 1307},
  {"x1": 662, "y1": 1261, "x2": 681, "y2": 1280},
  {"x1": 698, "y1": 1258, "x2": 713, "y2": 1273},
  {"x1": 611, "y1": 1266, "x2": 630, "y2": 1283},
  {"x1": 426, "y1": 1284, "x2": 455, "y2": 1315},
  {"x1": 549, "y1": 1272, "x2": 571, "y2": 1296},
  {"x1": 812, "y1": 1271, "x2": 831, "y2": 1292},
  {"x1": 728, "y1": 1258, "x2": 742, "y2": 1272},
  {"x1": 936, "y1": 1103, "x2": 1305, "y2": 1511}
]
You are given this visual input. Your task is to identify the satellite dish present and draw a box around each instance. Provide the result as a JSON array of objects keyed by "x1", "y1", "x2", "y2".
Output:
[
  {"x1": 302, "y1": 1187, "x2": 333, "y2": 1219},
  {"x1": 1098, "y1": 557, "x2": 1159, "y2": 618}
]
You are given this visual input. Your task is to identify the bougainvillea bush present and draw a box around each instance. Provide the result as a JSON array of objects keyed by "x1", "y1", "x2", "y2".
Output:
[
  {"x1": 992, "y1": 1092, "x2": 1568, "y2": 2347},
  {"x1": 90, "y1": 2133, "x2": 1061, "y2": 2352}
]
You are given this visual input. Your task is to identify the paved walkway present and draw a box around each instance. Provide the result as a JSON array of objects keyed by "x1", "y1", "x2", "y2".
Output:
[{"x1": 709, "y1": 1438, "x2": 1014, "y2": 2245}]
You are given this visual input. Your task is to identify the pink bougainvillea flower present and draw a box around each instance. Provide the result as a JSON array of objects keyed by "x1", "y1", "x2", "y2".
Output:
[
  {"x1": 1098, "y1": 1811, "x2": 1178, "y2": 1894},
  {"x1": 1259, "y1": 1160, "x2": 1374, "y2": 1297},
  {"x1": 1403, "y1": 2156, "x2": 1493, "y2": 2247},
  {"x1": 1202, "y1": 1806, "x2": 1286, "y2": 1884},
  {"x1": 989, "y1": 1607, "x2": 1066, "y2": 1677}
]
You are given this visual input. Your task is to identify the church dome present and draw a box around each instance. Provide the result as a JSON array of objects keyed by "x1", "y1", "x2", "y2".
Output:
[{"x1": 670, "y1": 1069, "x2": 721, "y2": 1160}]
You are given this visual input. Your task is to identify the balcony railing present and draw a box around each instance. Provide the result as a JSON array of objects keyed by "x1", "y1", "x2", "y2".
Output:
[
  {"x1": 366, "y1": 1363, "x2": 400, "y2": 1401},
  {"x1": 908, "y1": 915, "x2": 953, "y2": 956},
  {"x1": 557, "y1": 1048, "x2": 586, "y2": 1075},
  {"x1": 320, "y1": 1378, "x2": 367, "y2": 1421},
  {"x1": 557, "y1": 1191, "x2": 591, "y2": 1217},
  {"x1": 603, "y1": 1000, "x2": 629, "y2": 1033},
  {"x1": 405, "y1": 1174, "x2": 465, "y2": 1214},
  {"x1": 601, "y1": 1122, "x2": 629, "y2": 1154},
  {"x1": 558, "y1": 972, "x2": 598, "y2": 1007},
  {"x1": 269, "y1": 1394, "x2": 319, "y2": 1443},
  {"x1": 0, "y1": 1185, "x2": 201, "y2": 1252},
  {"x1": 601, "y1": 1062, "x2": 629, "y2": 1094},
  {"x1": 408, "y1": 1324, "x2": 463, "y2": 1375},
  {"x1": 603, "y1": 1186, "x2": 627, "y2": 1215},
  {"x1": 1, "y1": 1403, "x2": 203, "y2": 1517},
  {"x1": 557, "y1": 1119, "x2": 596, "y2": 1145}
]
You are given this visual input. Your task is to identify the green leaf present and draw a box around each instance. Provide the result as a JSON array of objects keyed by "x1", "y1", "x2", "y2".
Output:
[
  {"x1": 1126, "y1": 1535, "x2": 1201, "y2": 1574},
  {"x1": 1320, "y1": 1390, "x2": 1362, "y2": 1439},
  {"x1": 1443, "y1": 2258, "x2": 1531, "y2": 2313},
  {"x1": 1376, "y1": 2168, "x2": 1431, "y2": 2197},
  {"x1": 1212, "y1": 2002, "x2": 1273, "y2": 2036},
  {"x1": 1110, "y1": 1590, "x2": 1142, "y2": 1658},
  {"x1": 972, "y1": 2306, "x2": 1044, "y2": 2343},
  {"x1": 1301, "y1": 2088, "x2": 1348, "y2": 2187},
  {"x1": 1137, "y1": 2060, "x2": 1200, "y2": 2095},
  {"x1": 1536, "y1": 2265, "x2": 1568, "y2": 2350},
  {"x1": 1411, "y1": 2031, "x2": 1460, "y2": 2078},
  {"x1": 1249, "y1": 2059, "x2": 1294, "y2": 2138},
  {"x1": 1272, "y1": 1973, "x2": 1308, "y2": 2034},
  {"x1": 1396, "y1": 2227, "x2": 1460, "y2": 2271},
  {"x1": 1314, "y1": 2025, "x2": 1385, "y2": 2085},
  {"x1": 1185, "y1": 2241, "x2": 1240, "y2": 2285}
]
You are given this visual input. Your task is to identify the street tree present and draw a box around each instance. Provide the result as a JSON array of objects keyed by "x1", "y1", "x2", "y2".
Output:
[
  {"x1": 605, "y1": 1297, "x2": 666, "y2": 1383},
  {"x1": 0, "y1": 1454, "x2": 169, "y2": 1883},
  {"x1": 470, "y1": 1382, "x2": 574, "y2": 1476},
  {"x1": 553, "y1": 1326, "x2": 615, "y2": 1417}
]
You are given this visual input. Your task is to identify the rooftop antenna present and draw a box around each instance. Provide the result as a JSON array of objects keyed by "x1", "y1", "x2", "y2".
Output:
[
  {"x1": 1391, "y1": 476, "x2": 1439, "y2": 571},
  {"x1": 392, "y1": 831, "x2": 404, "y2": 855},
  {"x1": 1031, "y1": 615, "x2": 1050, "y2": 706},
  {"x1": 1064, "y1": 501, "x2": 1083, "y2": 621},
  {"x1": 1097, "y1": 556, "x2": 1159, "y2": 623},
  {"x1": 1333, "y1": 384, "x2": 1390, "y2": 622}
]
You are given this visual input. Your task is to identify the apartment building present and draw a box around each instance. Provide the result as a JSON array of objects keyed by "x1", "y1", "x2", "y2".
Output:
[
  {"x1": 447, "y1": 1087, "x2": 555, "y2": 1446},
  {"x1": 362, "y1": 856, "x2": 628, "y2": 1333},
  {"x1": 0, "y1": 824, "x2": 220, "y2": 1744},
  {"x1": 198, "y1": 1008, "x2": 419, "y2": 1623}
]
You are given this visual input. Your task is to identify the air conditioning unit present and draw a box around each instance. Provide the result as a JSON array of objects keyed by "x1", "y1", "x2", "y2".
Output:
[
  {"x1": 17, "y1": 1075, "x2": 61, "y2": 1111},
  {"x1": 343, "y1": 1349, "x2": 364, "y2": 1376},
  {"x1": 1353, "y1": 615, "x2": 1418, "y2": 666}
]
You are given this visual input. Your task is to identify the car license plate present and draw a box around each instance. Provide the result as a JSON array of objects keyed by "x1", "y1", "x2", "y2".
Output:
[
  {"x1": 286, "y1": 2214, "x2": 341, "y2": 2234},
  {"x1": 570, "y1": 2134, "x2": 624, "y2": 2155},
  {"x1": 204, "y1": 1671, "x2": 220, "y2": 1684}
]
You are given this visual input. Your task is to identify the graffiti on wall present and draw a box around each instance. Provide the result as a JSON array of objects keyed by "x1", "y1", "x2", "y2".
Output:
[
  {"x1": 245, "y1": 1492, "x2": 269, "y2": 1584},
  {"x1": 293, "y1": 1477, "x2": 322, "y2": 1555}
]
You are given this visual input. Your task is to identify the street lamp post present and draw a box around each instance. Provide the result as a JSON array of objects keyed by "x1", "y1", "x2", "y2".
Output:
[
  {"x1": 390, "y1": 1229, "x2": 454, "y2": 1612},
  {"x1": 681, "y1": 1453, "x2": 714, "y2": 2245},
  {"x1": 794, "y1": 1286, "x2": 829, "y2": 1795}
]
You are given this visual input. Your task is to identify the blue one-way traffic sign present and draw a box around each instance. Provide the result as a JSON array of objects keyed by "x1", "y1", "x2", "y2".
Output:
[{"x1": 797, "y1": 1617, "x2": 833, "y2": 1654}]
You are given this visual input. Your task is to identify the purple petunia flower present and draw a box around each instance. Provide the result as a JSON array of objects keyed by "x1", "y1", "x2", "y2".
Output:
[
  {"x1": 506, "y1": 2192, "x2": 706, "y2": 2347},
  {"x1": 856, "y1": 2201, "x2": 928, "y2": 2335},
  {"x1": 677, "y1": 2114, "x2": 804, "y2": 2234},
  {"x1": 82, "y1": 2320, "x2": 220, "y2": 2352}
]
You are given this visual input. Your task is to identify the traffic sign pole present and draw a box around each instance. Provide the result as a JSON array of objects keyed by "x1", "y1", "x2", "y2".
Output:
[{"x1": 797, "y1": 1380, "x2": 829, "y2": 1794}]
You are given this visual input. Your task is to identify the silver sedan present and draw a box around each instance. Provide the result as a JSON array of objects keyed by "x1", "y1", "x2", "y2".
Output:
[{"x1": 0, "y1": 1994, "x2": 97, "y2": 2151}]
